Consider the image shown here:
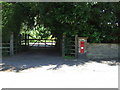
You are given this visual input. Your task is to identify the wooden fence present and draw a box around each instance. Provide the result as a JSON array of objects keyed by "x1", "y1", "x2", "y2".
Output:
[
  {"x1": 1, "y1": 33, "x2": 57, "y2": 56},
  {"x1": 1, "y1": 32, "x2": 78, "y2": 58},
  {"x1": 1, "y1": 32, "x2": 18, "y2": 56},
  {"x1": 1, "y1": 42, "x2": 18, "y2": 56},
  {"x1": 62, "y1": 34, "x2": 78, "y2": 58}
]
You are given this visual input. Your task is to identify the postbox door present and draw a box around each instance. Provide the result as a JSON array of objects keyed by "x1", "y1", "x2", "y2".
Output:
[{"x1": 80, "y1": 41, "x2": 85, "y2": 53}]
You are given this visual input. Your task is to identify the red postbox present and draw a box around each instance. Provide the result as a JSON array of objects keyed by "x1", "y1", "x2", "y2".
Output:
[{"x1": 80, "y1": 41, "x2": 85, "y2": 53}]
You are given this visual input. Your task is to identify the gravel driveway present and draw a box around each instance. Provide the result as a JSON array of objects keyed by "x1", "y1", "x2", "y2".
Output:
[
  {"x1": 1, "y1": 48, "x2": 88, "y2": 71},
  {"x1": 0, "y1": 48, "x2": 118, "y2": 88}
]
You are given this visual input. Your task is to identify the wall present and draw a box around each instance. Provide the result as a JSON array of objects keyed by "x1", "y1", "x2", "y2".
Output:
[{"x1": 86, "y1": 43, "x2": 119, "y2": 59}]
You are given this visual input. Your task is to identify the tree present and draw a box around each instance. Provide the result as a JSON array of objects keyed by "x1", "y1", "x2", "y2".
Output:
[{"x1": 2, "y1": 2, "x2": 120, "y2": 43}]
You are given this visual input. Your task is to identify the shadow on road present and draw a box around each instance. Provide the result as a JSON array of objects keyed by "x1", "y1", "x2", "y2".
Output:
[{"x1": 1, "y1": 48, "x2": 119, "y2": 72}]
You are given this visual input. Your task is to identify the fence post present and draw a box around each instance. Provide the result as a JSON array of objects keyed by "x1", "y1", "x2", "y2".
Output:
[
  {"x1": 18, "y1": 34, "x2": 22, "y2": 53},
  {"x1": 75, "y1": 35, "x2": 78, "y2": 58},
  {"x1": 10, "y1": 32, "x2": 14, "y2": 56},
  {"x1": 62, "y1": 34, "x2": 65, "y2": 57},
  {"x1": 15, "y1": 38, "x2": 17, "y2": 54},
  {"x1": 28, "y1": 34, "x2": 29, "y2": 46},
  {"x1": 45, "y1": 39, "x2": 46, "y2": 48},
  {"x1": 52, "y1": 39, "x2": 53, "y2": 47},
  {"x1": 25, "y1": 34, "x2": 27, "y2": 46}
]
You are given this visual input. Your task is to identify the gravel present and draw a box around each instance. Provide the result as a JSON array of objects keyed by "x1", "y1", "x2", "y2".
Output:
[{"x1": 0, "y1": 48, "x2": 118, "y2": 88}]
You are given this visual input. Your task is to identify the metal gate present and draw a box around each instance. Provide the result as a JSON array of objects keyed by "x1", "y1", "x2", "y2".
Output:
[{"x1": 21, "y1": 34, "x2": 56, "y2": 48}]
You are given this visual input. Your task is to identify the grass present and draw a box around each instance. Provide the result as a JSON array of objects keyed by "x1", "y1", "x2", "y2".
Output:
[{"x1": 64, "y1": 55, "x2": 75, "y2": 59}]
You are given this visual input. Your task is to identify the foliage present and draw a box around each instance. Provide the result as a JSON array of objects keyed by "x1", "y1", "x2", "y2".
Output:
[
  {"x1": 2, "y1": 2, "x2": 25, "y2": 41},
  {"x1": 20, "y1": 24, "x2": 52, "y2": 39},
  {"x1": 2, "y1": 2, "x2": 120, "y2": 43}
]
